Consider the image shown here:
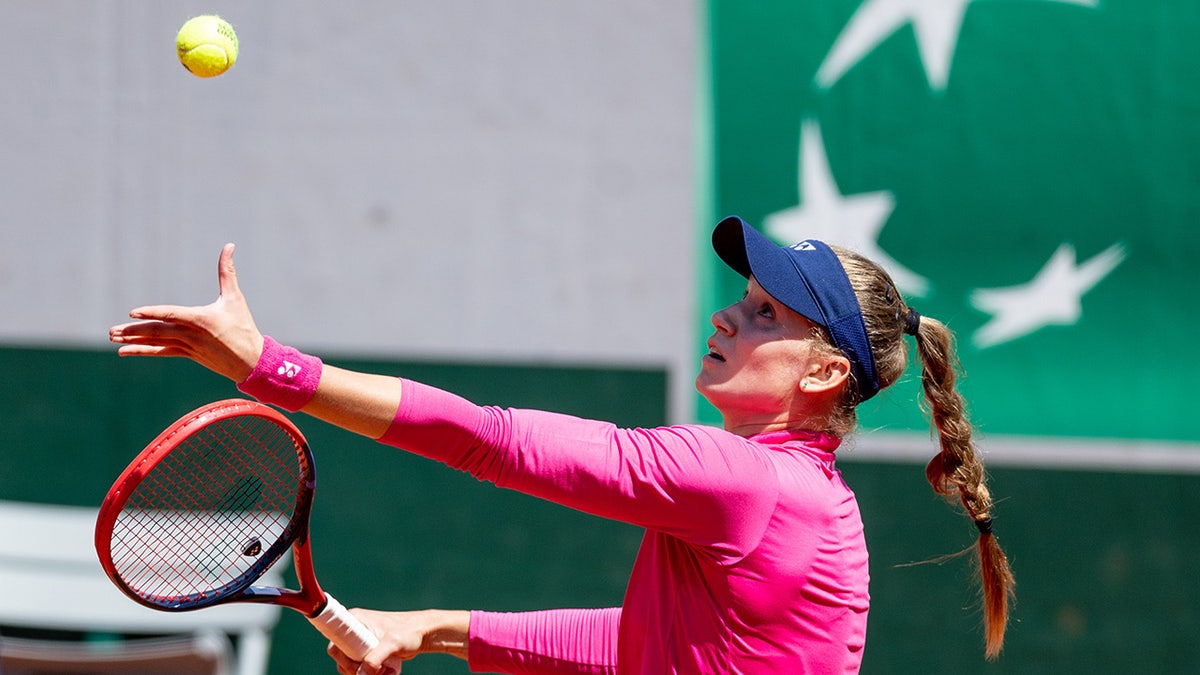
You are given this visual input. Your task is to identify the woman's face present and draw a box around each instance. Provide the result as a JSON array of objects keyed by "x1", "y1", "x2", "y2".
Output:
[{"x1": 696, "y1": 276, "x2": 836, "y2": 433}]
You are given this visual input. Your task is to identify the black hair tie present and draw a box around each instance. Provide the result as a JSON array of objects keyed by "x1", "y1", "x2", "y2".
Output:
[
  {"x1": 975, "y1": 517, "x2": 994, "y2": 536},
  {"x1": 903, "y1": 308, "x2": 922, "y2": 336}
]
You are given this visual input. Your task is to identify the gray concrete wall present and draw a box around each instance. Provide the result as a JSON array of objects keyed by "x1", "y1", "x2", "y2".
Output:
[{"x1": 0, "y1": 0, "x2": 699, "y2": 418}]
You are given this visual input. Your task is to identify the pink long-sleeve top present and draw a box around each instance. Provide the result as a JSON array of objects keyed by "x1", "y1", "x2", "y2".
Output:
[{"x1": 380, "y1": 379, "x2": 870, "y2": 674}]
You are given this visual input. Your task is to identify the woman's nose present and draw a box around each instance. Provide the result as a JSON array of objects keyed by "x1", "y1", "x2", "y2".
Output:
[{"x1": 711, "y1": 306, "x2": 735, "y2": 334}]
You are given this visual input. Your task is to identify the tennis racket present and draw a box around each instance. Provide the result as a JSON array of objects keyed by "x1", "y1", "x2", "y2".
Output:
[{"x1": 95, "y1": 398, "x2": 379, "y2": 660}]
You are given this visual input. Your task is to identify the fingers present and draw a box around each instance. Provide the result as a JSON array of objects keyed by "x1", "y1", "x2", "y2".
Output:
[
  {"x1": 217, "y1": 243, "x2": 241, "y2": 300},
  {"x1": 109, "y1": 322, "x2": 162, "y2": 348},
  {"x1": 114, "y1": 344, "x2": 186, "y2": 358},
  {"x1": 123, "y1": 305, "x2": 205, "y2": 326},
  {"x1": 327, "y1": 643, "x2": 359, "y2": 675},
  {"x1": 110, "y1": 329, "x2": 199, "y2": 358},
  {"x1": 360, "y1": 646, "x2": 407, "y2": 675},
  {"x1": 109, "y1": 318, "x2": 216, "y2": 362},
  {"x1": 108, "y1": 243, "x2": 262, "y2": 383},
  {"x1": 110, "y1": 319, "x2": 197, "y2": 345},
  {"x1": 114, "y1": 242, "x2": 238, "y2": 328},
  {"x1": 327, "y1": 643, "x2": 404, "y2": 675}
]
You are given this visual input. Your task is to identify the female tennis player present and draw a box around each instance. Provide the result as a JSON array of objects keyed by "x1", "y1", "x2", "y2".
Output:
[{"x1": 110, "y1": 216, "x2": 1014, "y2": 674}]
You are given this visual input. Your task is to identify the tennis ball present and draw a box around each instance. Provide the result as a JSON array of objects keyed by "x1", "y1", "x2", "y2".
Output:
[{"x1": 176, "y1": 15, "x2": 238, "y2": 78}]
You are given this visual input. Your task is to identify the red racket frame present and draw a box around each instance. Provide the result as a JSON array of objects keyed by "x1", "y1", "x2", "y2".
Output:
[{"x1": 95, "y1": 399, "x2": 328, "y2": 616}]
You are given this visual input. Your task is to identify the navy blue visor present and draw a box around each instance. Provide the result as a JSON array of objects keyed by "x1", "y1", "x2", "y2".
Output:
[{"x1": 712, "y1": 216, "x2": 880, "y2": 401}]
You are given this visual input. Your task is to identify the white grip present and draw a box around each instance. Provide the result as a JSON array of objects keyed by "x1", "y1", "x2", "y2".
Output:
[{"x1": 309, "y1": 593, "x2": 380, "y2": 661}]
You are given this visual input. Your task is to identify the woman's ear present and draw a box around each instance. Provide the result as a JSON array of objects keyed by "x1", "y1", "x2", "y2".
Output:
[{"x1": 799, "y1": 354, "x2": 851, "y2": 394}]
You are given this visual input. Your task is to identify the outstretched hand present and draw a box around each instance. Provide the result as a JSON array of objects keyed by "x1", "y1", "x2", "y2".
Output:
[{"x1": 109, "y1": 243, "x2": 265, "y2": 383}]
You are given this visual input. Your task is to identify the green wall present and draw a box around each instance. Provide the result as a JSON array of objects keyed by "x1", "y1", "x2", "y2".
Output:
[{"x1": 846, "y1": 463, "x2": 1200, "y2": 674}]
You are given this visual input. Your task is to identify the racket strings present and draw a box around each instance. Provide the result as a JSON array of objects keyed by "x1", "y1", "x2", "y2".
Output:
[{"x1": 110, "y1": 414, "x2": 308, "y2": 605}]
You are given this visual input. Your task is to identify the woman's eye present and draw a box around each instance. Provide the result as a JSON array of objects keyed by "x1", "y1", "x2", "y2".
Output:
[{"x1": 757, "y1": 303, "x2": 775, "y2": 318}]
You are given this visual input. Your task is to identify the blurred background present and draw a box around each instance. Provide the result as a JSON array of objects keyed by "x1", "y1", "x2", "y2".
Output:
[{"x1": 1, "y1": 1, "x2": 1197, "y2": 673}]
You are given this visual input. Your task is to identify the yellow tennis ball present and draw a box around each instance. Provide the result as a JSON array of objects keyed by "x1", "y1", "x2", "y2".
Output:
[{"x1": 176, "y1": 15, "x2": 238, "y2": 78}]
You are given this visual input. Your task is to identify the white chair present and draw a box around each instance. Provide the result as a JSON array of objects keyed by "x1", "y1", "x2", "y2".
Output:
[
  {"x1": 0, "y1": 630, "x2": 233, "y2": 675},
  {"x1": 0, "y1": 500, "x2": 288, "y2": 675}
]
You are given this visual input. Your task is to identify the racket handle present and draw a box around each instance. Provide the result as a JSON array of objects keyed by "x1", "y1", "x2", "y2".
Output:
[{"x1": 309, "y1": 593, "x2": 380, "y2": 661}]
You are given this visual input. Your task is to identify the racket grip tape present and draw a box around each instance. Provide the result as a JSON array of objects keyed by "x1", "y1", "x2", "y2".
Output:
[{"x1": 309, "y1": 593, "x2": 380, "y2": 661}]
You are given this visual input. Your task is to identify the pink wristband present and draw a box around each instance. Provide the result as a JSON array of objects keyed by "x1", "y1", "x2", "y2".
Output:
[{"x1": 237, "y1": 335, "x2": 323, "y2": 412}]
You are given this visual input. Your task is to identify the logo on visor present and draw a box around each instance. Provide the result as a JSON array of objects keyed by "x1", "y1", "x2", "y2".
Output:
[{"x1": 791, "y1": 241, "x2": 817, "y2": 251}]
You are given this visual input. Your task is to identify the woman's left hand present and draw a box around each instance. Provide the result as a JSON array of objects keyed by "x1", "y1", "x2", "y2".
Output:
[{"x1": 109, "y1": 243, "x2": 264, "y2": 383}]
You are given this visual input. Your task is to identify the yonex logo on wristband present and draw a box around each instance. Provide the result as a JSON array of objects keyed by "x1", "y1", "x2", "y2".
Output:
[{"x1": 278, "y1": 361, "x2": 303, "y2": 379}]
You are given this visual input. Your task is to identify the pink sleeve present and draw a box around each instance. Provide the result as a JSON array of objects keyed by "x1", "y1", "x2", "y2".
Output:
[
  {"x1": 467, "y1": 608, "x2": 620, "y2": 675},
  {"x1": 379, "y1": 379, "x2": 777, "y2": 554}
]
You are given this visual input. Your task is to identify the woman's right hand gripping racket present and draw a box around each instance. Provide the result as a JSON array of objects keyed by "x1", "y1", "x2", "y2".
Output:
[{"x1": 95, "y1": 398, "x2": 380, "y2": 660}]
